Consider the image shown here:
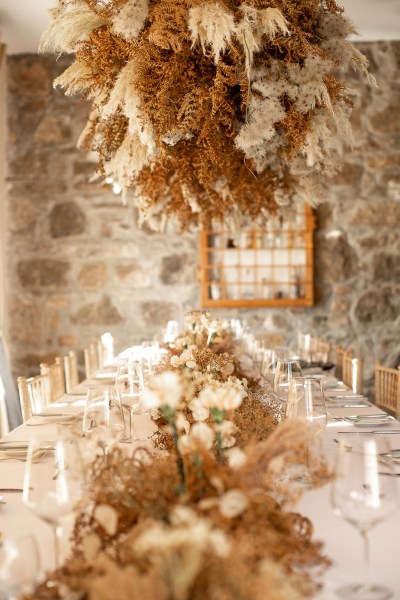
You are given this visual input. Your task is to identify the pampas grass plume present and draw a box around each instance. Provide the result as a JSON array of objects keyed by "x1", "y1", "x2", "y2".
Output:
[
  {"x1": 188, "y1": 2, "x2": 236, "y2": 65},
  {"x1": 39, "y1": 3, "x2": 108, "y2": 53},
  {"x1": 53, "y1": 62, "x2": 93, "y2": 95}
]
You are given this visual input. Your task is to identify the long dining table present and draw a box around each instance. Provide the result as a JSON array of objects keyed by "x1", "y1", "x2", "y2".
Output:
[{"x1": 0, "y1": 367, "x2": 399, "y2": 599}]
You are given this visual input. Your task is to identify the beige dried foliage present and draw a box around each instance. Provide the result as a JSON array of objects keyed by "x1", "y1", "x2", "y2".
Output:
[
  {"x1": 188, "y1": 2, "x2": 236, "y2": 64},
  {"x1": 39, "y1": 2, "x2": 108, "y2": 53},
  {"x1": 53, "y1": 62, "x2": 94, "y2": 95},
  {"x1": 41, "y1": 0, "x2": 375, "y2": 228}
]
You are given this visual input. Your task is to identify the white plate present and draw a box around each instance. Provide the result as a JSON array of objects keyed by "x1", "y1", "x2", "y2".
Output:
[{"x1": 344, "y1": 415, "x2": 395, "y2": 427}]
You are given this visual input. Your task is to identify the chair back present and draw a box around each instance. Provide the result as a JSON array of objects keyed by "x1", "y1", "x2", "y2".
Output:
[
  {"x1": 40, "y1": 357, "x2": 65, "y2": 402},
  {"x1": 84, "y1": 343, "x2": 99, "y2": 379},
  {"x1": 335, "y1": 346, "x2": 353, "y2": 381},
  {"x1": 17, "y1": 372, "x2": 51, "y2": 421},
  {"x1": 342, "y1": 353, "x2": 363, "y2": 394},
  {"x1": 374, "y1": 360, "x2": 400, "y2": 417},
  {"x1": 64, "y1": 351, "x2": 79, "y2": 393}
]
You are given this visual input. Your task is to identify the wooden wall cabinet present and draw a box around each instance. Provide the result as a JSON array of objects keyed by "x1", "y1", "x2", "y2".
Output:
[{"x1": 198, "y1": 206, "x2": 315, "y2": 308}]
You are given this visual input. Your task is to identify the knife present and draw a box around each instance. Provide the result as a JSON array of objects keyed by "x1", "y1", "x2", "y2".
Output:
[
  {"x1": 337, "y1": 430, "x2": 400, "y2": 434},
  {"x1": 328, "y1": 395, "x2": 366, "y2": 399},
  {"x1": 326, "y1": 403, "x2": 369, "y2": 408},
  {"x1": 345, "y1": 414, "x2": 393, "y2": 419}
]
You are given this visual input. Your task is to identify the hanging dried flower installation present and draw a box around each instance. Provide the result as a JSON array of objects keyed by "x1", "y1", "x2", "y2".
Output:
[{"x1": 40, "y1": 0, "x2": 374, "y2": 229}]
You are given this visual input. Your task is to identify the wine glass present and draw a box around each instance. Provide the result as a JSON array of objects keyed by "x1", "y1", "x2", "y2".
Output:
[
  {"x1": 23, "y1": 438, "x2": 84, "y2": 570},
  {"x1": 82, "y1": 386, "x2": 125, "y2": 454},
  {"x1": 273, "y1": 358, "x2": 302, "y2": 405},
  {"x1": 0, "y1": 534, "x2": 41, "y2": 598},
  {"x1": 260, "y1": 347, "x2": 287, "y2": 387},
  {"x1": 114, "y1": 360, "x2": 147, "y2": 442},
  {"x1": 331, "y1": 437, "x2": 398, "y2": 600},
  {"x1": 286, "y1": 377, "x2": 327, "y2": 483}
]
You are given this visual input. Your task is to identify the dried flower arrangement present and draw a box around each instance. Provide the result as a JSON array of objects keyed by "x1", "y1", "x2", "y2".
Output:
[
  {"x1": 27, "y1": 315, "x2": 331, "y2": 600},
  {"x1": 40, "y1": 0, "x2": 374, "y2": 230}
]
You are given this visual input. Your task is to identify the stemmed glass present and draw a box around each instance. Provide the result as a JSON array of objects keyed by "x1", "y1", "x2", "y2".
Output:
[
  {"x1": 23, "y1": 438, "x2": 84, "y2": 570},
  {"x1": 273, "y1": 358, "x2": 302, "y2": 406},
  {"x1": 331, "y1": 437, "x2": 398, "y2": 600},
  {"x1": 0, "y1": 534, "x2": 41, "y2": 598},
  {"x1": 286, "y1": 377, "x2": 327, "y2": 483},
  {"x1": 114, "y1": 360, "x2": 147, "y2": 442},
  {"x1": 82, "y1": 387, "x2": 125, "y2": 454},
  {"x1": 260, "y1": 347, "x2": 287, "y2": 387}
]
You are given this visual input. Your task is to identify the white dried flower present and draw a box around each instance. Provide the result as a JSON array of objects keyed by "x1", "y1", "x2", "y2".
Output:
[
  {"x1": 93, "y1": 504, "x2": 119, "y2": 536},
  {"x1": 227, "y1": 447, "x2": 248, "y2": 469},
  {"x1": 111, "y1": 0, "x2": 149, "y2": 40},
  {"x1": 178, "y1": 422, "x2": 215, "y2": 453},
  {"x1": 175, "y1": 412, "x2": 191, "y2": 434},
  {"x1": 170, "y1": 505, "x2": 198, "y2": 526},
  {"x1": 170, "y1": 355, "x2": 181, "y2": 367},
  {"x1": 150, "y1": 408, "x2": 161, "y2": 420},
  {"x1": 209, "y1": 529, "x2": 231, "y2": 558},
  {"x1": 219, "y1": 489, "x2": 248, "y2": 519},
  {"x1": 198, "y1": 384, "x2": 243, "y2": 411},
  {"x1": 142, "y1": 371, "x2": 182, "y2": 410},
  {"x1": 215, "y1": 419, "x2": 236, "y2": 436},
  {"x1": 82, "y1": 533, "x2": 102, "y2": 563},
  {"x1": 189, "y1": 397, "x2": 210, "y2": 421},
  {"x1": 220, "y1": 362, "x2": 234, "y2": 377}
]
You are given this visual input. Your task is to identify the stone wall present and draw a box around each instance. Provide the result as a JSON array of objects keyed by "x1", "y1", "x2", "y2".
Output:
[{"x1": 4, "y1": 41, "x2": 400, "y2": 395}]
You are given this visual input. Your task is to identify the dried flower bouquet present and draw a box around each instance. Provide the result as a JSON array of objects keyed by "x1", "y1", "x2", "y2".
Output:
[{"x1": 40, "y1": 0, "x2": 374, "y2": 229}]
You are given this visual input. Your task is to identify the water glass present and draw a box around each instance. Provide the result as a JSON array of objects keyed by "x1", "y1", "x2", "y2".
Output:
[
  {"x1": 0, "y1": 534, "x2": 40, "y2": 598},
  {"x1": 23, "y1": 438, "x2": 84, "y2": 569},
  {"x1": 273, "y1": 358, "x2": 302, "y2": 404},
  {"x1": 331, "y1": 437, "x2": 397, "y2": 599},
  {"x1": 82, "y1": 387, "x2": 125, "y2": 452}
]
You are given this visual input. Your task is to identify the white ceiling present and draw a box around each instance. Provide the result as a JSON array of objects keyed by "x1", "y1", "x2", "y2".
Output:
[{"x1": 0, "y1": 0, "x2": 399, "y2": 54}]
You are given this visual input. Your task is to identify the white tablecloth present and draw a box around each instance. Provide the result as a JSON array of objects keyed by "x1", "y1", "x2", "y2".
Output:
[{"x1": 1, "y1": 374, "x2": 399, "y2": 598}]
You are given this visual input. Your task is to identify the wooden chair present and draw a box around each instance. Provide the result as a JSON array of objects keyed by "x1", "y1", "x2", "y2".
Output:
[
  {"x1": 63, "y1": 351, "x2": 79, "y2": 393},
  {"x1": 374, "y1": 360, "x2": 400, "y2": 418},
  {"x1": 342, "y1": 353, "x2": 363, "y2": 394},
  {"x1": 334, "y1": 346, "x2": 353, "y2": 381},
  {"x1": 17, "y1": 373, "x2": 51, "y2": 421},
  {"x1": 313, "y1": 339, "x2": 331, "y2": 364},
  {"x1": 40, "y1": 357, "x2": 65, "y2": 402},
  {"x1": 84, "y1": 343, "x2": 99, "y2": 379}
]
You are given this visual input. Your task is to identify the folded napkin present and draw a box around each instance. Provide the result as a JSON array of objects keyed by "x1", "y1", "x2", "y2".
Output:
[
  {"x1": 343, "y1": 414, "x2": 395, "y2": 426},
  {"x1": 27, "y1": 413, "x2": 79, "y2": 426},
  {"x1": 0, "y1": 446, "x2": 51, "y2": 461}
]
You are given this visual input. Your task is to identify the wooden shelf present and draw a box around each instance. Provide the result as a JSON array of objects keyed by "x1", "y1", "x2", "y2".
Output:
[{"x1": 198, "y1": 205, "x2": 315, "y2": 308}]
